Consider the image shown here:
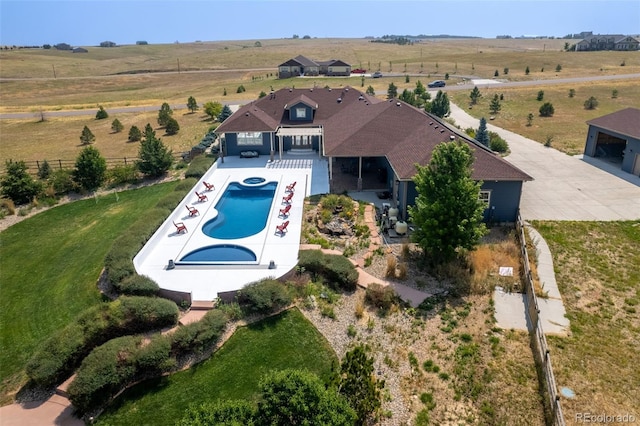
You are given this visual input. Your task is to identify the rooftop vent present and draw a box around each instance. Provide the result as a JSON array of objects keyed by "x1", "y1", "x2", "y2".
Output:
[
  {"x1": 396, "y1": 102, "x2": 401, "y2": 106},
  {"x1": 449, "y1": 135, "x2": 456, "y2": 140},
  {"x1": 434, "y1": 125, "x2": 439, "y2": 129},
  {"x1": 358, "y1": 95, "x2": 364, "y2": 100},
  {"x1": 337, "y1": 98, "x2": 342, "y2": 103},
  {"x1": 245, "y1": 112, "x2": 250, "y2": 116},
  {"x1": 440, "y1": 129, "x2": 445, "y2": 133},
  {"x1": 289, "y1": 88, "x2": 293, "y2": 92},
  {"x1": 429, "y1": 121, "x2": 433, "y2": 125}
]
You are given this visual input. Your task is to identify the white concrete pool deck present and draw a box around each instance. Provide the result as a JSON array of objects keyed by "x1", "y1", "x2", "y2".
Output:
[{"x1": 134, "y1": 153, "x2": 329, "y2": 302}]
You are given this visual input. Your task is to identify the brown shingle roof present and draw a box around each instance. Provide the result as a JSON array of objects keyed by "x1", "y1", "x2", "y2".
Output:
[
  {"x1": 216, "y1": 87, "x2": 532, "y2": 182},
  {"x1": 586, "y1": 108, "x2": 640, "y2": 139}
]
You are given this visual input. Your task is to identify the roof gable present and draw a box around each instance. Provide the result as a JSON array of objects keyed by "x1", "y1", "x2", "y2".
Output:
[{"x1": 586, "y1": 108, "x2": 640, "y2": 139}]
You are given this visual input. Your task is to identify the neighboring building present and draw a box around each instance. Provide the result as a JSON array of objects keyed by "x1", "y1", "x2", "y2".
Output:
[
  {"x1": 72, "y1": 47, "x2": 88, "y2": 53},
  {"x1": 278, "y1": 55, "x2": 351, "y2": 78},
  {"x1": 575, "y1": 34, "x2": 640, "y2": 51},
  {"x1": 215, "y1": 86, "x2": 532, "y2": 222},
  {"x1": 583, "y1": 108, "x2": 640, "y2": 176}
]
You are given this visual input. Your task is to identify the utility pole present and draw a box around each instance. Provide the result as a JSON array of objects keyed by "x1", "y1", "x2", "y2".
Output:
[
  {"x1": 52, "y1": 64, "x2": 56, "y2": 78},
  {"x1": 177, "y1": 58, "x2": 181, "y2": 73}
]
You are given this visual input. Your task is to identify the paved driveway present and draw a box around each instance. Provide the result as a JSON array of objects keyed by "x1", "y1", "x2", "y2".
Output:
[{"x1": 449, "y1": 103, "x2": 640, "y2": 221}]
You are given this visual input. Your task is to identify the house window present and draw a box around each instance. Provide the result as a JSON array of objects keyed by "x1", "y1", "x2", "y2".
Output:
[
  {"x1": 479, "y1": 190, "x2": 491, "y2": 207},
  {"x1": 296, "y1": 108, "x2": 306, "y2": 119},
  {"x1": 237, "y1": 132, "x2": 263, "y2": 146}
]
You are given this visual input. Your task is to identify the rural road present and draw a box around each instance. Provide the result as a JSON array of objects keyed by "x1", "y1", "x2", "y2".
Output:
[{"x1": 1, "y1": 73, "x2": 639, "y2": 119}]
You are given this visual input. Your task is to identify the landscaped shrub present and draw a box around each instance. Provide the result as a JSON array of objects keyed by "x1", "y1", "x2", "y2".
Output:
[
  {"x1": 365, "y1": 283, "x2": 397, "y2": 312},
  {"x1": 106, "y1": 164, "x2": 140, "y2": 187},
  {"x1": 488, "y1": 132, "x2": 509, "y2": 153},
  {"x1": 26, "y1": 297, "x2": 178, "y2": 387},
  {"x1": 236, "y1": 279, "x2": 292, "y2": 314},
  {"x1": 173, "y1": 177, "x2": 198, "y2": 192},
  {"x1": 298, "y1": 250, "x2": 358, "y2": 291},
  {"x1": 184, "y1": 155, "x2": 216, "y2": 179},
  {"x1": 169, "y1": 309, "x2": 228, "y2": 354},
  {"x1": 115, "y1": 274, "x2": 160, "y2": 297},
  {"x1": 49, "y1": 169, "x2": 77, "y2": 195}
]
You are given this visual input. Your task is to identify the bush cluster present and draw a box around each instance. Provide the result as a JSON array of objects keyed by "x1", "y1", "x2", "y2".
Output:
[
  {"x1": 115, "y1": 274, "x2": 159, "y2": 297},
  {"x1": 236, "y1": 279, "x2": 293, "y2": 314},
  {"x1": 26, "y1": 296, "x2": 179, "y2": 387},
  {"x1": 298, "y1": 250, "x2": 358, "y2": 291},
  {"x1": 365, "y1": 283, "x2": 397, "y2": 311},
  {"x1": 69, "y1": 309, "x2": 228, "y2": 414},
  {"x1": 184, "y1": 155, "x2": 216, "y2": 179}
]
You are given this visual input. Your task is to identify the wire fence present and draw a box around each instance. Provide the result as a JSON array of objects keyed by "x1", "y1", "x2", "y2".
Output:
[{"x1": 515, "y1": 212, "x2": 565, "y2": 426}]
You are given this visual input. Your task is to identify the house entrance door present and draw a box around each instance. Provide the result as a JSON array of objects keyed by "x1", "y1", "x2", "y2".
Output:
[{"x1": 293, "y1": 135, "x2": 312, "y2": 150}]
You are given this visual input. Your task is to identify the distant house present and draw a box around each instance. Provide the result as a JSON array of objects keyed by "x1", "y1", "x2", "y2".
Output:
[
  {"x1": 72, "y1": 47, "x2": 88, "y2": 53},
  {"x1": 215, "y1": 87, "x2": 532, "y2": 222},
  {"x1": 278, "y1": 55, "x2": 351, "y2": 78},
  {"x1": 583, "y1": 108, "x2": 640, "y2": 176},
  {"x1": 575, "y1": 34, "x2": 639, "y2": 51}
]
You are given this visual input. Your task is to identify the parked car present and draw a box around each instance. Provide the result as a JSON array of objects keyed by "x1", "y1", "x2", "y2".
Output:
[
  {"x1": 372, "y1": 71, "x2": 383, "y2": 78},
  {"x1": 352, "y1": 68, "x2": 367, "y2": 74},
  {"x1": 428, "y1": 80, "x2": 446, "y2": 88}
]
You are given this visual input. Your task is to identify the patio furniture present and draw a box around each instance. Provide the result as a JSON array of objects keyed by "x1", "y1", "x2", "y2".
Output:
[
  {"x1": 186, "y1": 205, "x2": 199, "y2": 217},
  {"x1": 279, "y1": 204, "x2": 291, "y2": 217},
  {"x1": 285, "y1": 181, "x2": 296, "y2": 192},
  {"x1": 173, "y1": 221, "x2": 187, "y2": 234},
  {"x1": 275, "y1": 220, "x2": 289, "y2": 235},
  {"x1": 203, "y1": 181, "x2": 215, "y2": 191},
  {"x1": 240, "y1": 150, "x2": 259, "y2": 158},
  {"x1": 195, "y1": 191, "x2": 208, "y2": 202},
  {"x1": 282, "y1": 192, "x2": 293, "y2": 204}
]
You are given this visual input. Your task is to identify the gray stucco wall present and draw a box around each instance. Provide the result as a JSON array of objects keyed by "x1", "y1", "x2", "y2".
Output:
[{"x1": 223, "y1": 132, "x2": 272, "y2": 157}]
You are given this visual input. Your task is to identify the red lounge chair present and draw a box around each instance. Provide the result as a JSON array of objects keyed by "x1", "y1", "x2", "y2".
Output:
[
  {"x1": 285, "y1": 181, "x2": 296, "y2": 192},
  {"x1": 196, "y1": 191, "x2": 208, "y2": 202},
  {"x1": 203, "y1": 181, "x2": 215, "y2": 191},
  {"x1": 186, "y1": 205, "x2": 199, "y2": 217},
  {"x1": 279, "y1": 204, "x2": 291, "y2": 217},
  {"x1": 282, "y1": 192, "x2": 293, "y2": 204},
  {"x1": 275, "y1": 220, "x2": 289, "y2": 235},
  {"x1": 173, "y1": 221, "x2": 187, "y2": 234}
]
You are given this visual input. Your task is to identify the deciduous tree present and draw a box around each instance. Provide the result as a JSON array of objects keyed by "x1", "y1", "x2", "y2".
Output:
[
  {"x1": 204, "y1": 101, "x2": 223, "y2": 120},
  {"x1": 408, "y1": 141, "x2": 487, "y2": 263},
  {"x1": 187, "y1": 96, "x2": 198, "y2": 113}
]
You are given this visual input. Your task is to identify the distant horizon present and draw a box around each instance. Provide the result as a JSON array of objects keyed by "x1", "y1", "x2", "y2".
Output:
[{"x1": 1, "y1": 0, "x2": 639, "y2": 47}]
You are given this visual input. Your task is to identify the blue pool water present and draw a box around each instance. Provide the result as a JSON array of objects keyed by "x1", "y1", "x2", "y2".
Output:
[
  {"x1": 243, "y1": 177, "x2": 266, "y2": 185},
  {"x1": 201, "y1": 181, "x2": 277, "y2": 239},
  {"x1": 180, "y1": 244, "x2": 257, "y2": 263}
]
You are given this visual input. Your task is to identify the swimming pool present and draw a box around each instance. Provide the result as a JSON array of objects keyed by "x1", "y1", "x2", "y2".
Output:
[
  {"x1": 179, "y1": 244, "x2": 257, "y2": 263},
  {"x1": 201, "y1": 181, "x2": 277, "y2": 239}
]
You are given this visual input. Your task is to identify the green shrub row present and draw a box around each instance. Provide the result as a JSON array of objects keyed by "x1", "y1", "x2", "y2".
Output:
[
  {"x1": 236, "y1": 279, "x2": 293, "y2": 314},
  {"x1": 115, "y1": 274, "x2": 159, "y2": 297},
  {"x1": 298, "y1": 250, "x2": 359, "y2": 292},
  {"x1": 26, "y1": 296, "x2": 179, "y2": 387},
  {"x1": 68, "y1": 309, "x2": 228, "y2": 414},
  {"x1": 184, "y1": 155, "x2": 216, "y2": 179}
]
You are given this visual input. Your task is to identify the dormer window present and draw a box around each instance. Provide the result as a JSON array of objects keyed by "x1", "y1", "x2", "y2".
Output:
[{"x1": 296, "y1": 107, "x2": 306, "y2": 118}]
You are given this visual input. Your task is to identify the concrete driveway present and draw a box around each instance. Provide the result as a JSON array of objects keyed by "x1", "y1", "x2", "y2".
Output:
[{"x1": 449, "y1": 103, "x2": 640, "y2": 221}]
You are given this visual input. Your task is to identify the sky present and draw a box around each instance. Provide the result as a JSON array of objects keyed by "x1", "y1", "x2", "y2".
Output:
[{"x1": 1, "y1": 0, "x2": 639, "y2": 46}]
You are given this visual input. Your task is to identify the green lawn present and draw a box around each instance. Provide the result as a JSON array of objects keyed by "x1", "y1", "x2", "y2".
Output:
[
  {"x1": 96, "y1": 308, "x2": 337, "y2": 426},
  {"x1": 0, "y1": 181, "x2": 178, "y2": 401}
]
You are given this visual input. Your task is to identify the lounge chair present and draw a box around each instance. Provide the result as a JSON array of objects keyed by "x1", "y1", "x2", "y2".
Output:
[
  {"x1": 285, "y1": 181, "x2": 296, "y2": 192},
  {"x1": 203, "y1": 181, "x2": 215, "y2": 191},
  {"x1": 282, "y1": 192, "x2": 293, "y2": 204},
  {"x1": 186, "y1": 205, "x2": 199, "y2": 217},
  {"x1": 275, "y1": 220, "x2": 289, "y2": 235},
  {"x1": 279, "y1": 204, "x2": 291, "y2": 217},
  {"x1": 173, "y1": 221, "x2": 187, "y2": 234},
  {"x1": 195, "y1": 191, "x2": 208, "y2": 202}
]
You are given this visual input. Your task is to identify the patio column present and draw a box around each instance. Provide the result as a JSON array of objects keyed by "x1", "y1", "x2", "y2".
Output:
[
  {"x1": 270, "y1": 132, "x2": 275, "y2": 162},
  {"x1": 279, "y1": 134, "x2": 283, "y2": 161},
  {"x1": 357, "y1": 156, "x2": 363, "y2": 191},
  {"x1": 329, "y1": 156, "x2": 333, "y2": 188}
]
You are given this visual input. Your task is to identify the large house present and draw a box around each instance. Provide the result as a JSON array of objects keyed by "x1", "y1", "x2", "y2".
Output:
[
  {"x1": 575, "y1": 34, "x2": 639, "y2": 51},
  {"x1": 278, "y1": 55, "x2": 351, "y2": 78},
  {"x1": 583, "y1": 108, "x2": 640, "y2": 176},
  {"x1": 215, "y1": 86, "x2": 532, "y2": 222}
]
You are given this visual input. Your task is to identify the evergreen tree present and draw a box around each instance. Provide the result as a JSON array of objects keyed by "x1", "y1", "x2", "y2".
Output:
[
  {"x1": 408, "y1": 141, "x2": 487, "y2": 263},
  {"x1": 79, "y1": 126, "x2": 95, "y2": 145},
  {"x1": 338, "y1": 345, "x2": 384, "y2": 425},
  {"x1": 136, "y1": 124, "x2": 173, "y2": 177},
  {"x1": 157, "y1": 102, "x2": 173, "y2": 127},
  {"x1": 73, "y1": 146, "x2": 107, "y2": 191},
  {"x1": 489, "y1": 94, "x2": 502, "y2": 114},
  {"x1": 428, "y1": 90, "x2": 450, "y2": 118},
  {"x1": 186, "y1": 96, "x2": 198, "y2": 113},
  {"x1": 539, "y1": 102, "x2": 555, "y2": 117},
  {"x1": 111, "y1": 118, "x2": 124, "y2": 133},
  {"x1": 476, "y1": 117, "x2": 490, "y2": 147},
  {"x1": 95, "y1": 106, "x2": 108, "y2": 120},
  {"x1": 469, "y1": 86, "x2": 482, "y2": 105},
  {"x1": 398, "y1": 89, "x2": 417, "y2": 106},
  {"x1": 414, "y1": 80, "x2": 426, "y2": 97},
  {"x1": 0, "y1": 160, "x2": 43, "y2": 204},
  {"x1": 37, "y1": 159, "x2": 52, "y2": 180},
  {"x1": 386, "y1": 82, "x2": 398, "y2": 99},
  {"x1": 218, "y1": 104, "x2": 233, "y2": 122},
  {"x1": 128, "y1": 125, "x2": 142, "y2": 142},
  {"x1": 365, "y1": 85, "x2": 375, "y2": 95},
  {"x1": 165, "y1": 117, "x2": 180, "y2": 135}
]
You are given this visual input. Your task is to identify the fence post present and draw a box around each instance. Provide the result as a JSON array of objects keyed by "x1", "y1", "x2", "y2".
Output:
[{"x1": 58, "y1": 159, "x2": 63, "y2": 170}]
